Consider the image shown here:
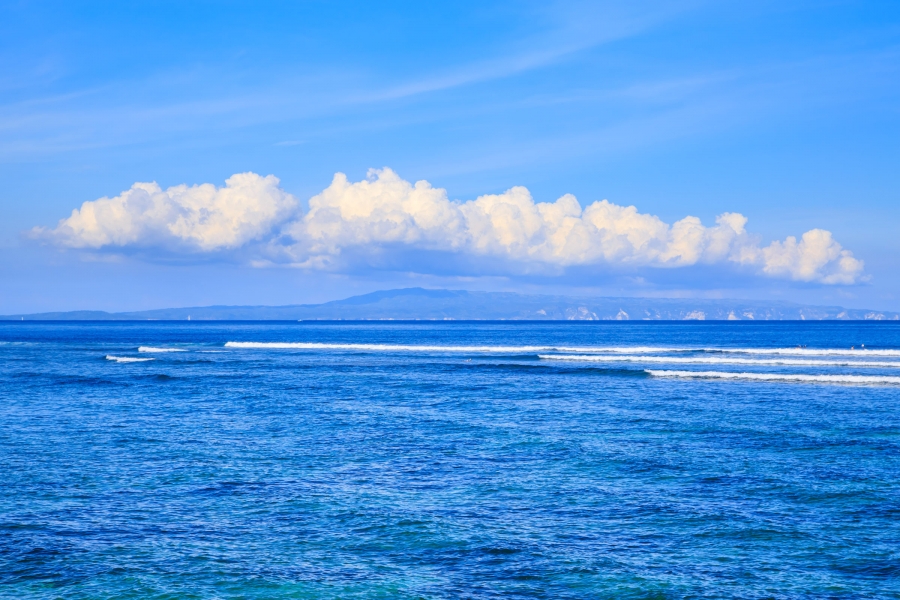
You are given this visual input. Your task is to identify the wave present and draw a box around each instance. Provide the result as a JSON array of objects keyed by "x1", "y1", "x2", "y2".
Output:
[
  {"x1": 540, "y1": 355, "x2": 900, "y2": 368},
  {"x1": 106, "y1": 355, "x2": 154, "y2": 363},
  {"x1": 138, "y1": 346, "x2": 186, "y2": 353},
  {"x1": 712, "y1": 348, "x2": 900, "y2": 357},
  {"x1": 646, "y1": 370, "x2": 900, "y2": 385},
  {"x1": 224, "y1": 342, "x2": 900, "y2": 357},
  {"x1": 224, "y1": 342, "x2": 681, "y2": 353}
]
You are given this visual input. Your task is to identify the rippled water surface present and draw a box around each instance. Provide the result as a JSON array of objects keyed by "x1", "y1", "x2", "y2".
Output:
[{"x1": 2, "y1": 321, "x2": 899, "y2": 599}]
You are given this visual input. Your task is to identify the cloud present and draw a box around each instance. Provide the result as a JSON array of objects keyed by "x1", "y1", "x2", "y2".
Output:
[
  {"x1": 34, "y1": 168, "x2": 865, "y2": 284},
  {"x1": 33, "y1": 173, "x2": 298, "y2": 252},
  {"x1": 758, "y1": 229, "x2": 864, "y2": 285}
]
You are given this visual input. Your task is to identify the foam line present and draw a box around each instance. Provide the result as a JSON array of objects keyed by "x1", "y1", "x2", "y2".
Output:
[
  {"x1": 106, "y1": 355, "x2": 154, "y2": 363},
  {"x1": 646, "y1": 370, "x2": 900, "y2": 384},
  {"x1": 138, "y1": 346, "x2": 186, "y2": 353},
  {"x1": 713, "y1": 348, "x2": 900, "y2": 357},
  {"x1": 224, "y1": 342, "x2": 679, "y2": 353},
  {"x1": 541, "y1": 355, "x2": 900, "y2": 368},
  {"x1": 224, "y1": 342, "x2": 900, "y2": 357}
]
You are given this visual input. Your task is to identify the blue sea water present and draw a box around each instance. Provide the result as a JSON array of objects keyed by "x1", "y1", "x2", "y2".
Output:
[{"x1": 1, "y1": 321, "x2": 899, "y2": 599}]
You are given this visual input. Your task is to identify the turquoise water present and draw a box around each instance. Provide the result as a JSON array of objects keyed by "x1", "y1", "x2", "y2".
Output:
[{"x1": 1, "y1": 322, "x2": 899, "y2": 599}]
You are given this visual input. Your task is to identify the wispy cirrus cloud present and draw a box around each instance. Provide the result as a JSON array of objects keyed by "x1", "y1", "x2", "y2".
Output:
[
  {"x1": 32, "y1": 168, "x2": 865, "y2": 285},
  {"x1": 0, "y1": 1, "x2": 697, "y2": 159},
  {"x1": 366, "y1": 1, "x2": 687, "y2": 102}
]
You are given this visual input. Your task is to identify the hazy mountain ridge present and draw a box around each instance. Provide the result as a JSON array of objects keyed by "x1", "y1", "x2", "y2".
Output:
[{"x1": 2, "y1": 288, "x2": 898, "y2": 321}]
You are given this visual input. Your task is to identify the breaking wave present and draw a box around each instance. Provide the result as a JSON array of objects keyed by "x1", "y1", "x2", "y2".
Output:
[
  {"x1": 106, "y1": 356, "x2": 154, "y2": 363},
  {"x1": 224, "y1": 342, "x2": 676, "y2": 353},
  {"x1": 646, "y1": 370, "x2": 900, "y2": 385},
  {"x1": 224, "y1": 342, "x2": 900, "y2": 357},
  {"x1": 712, "y1": 348, "x2": 900, "y2": 357},
  {"x1": 138, "y1": 346, "x2": 186, "y2": 353},
  {"x1": 541, "y1": 355, "x2": 900, "y2": 368}
]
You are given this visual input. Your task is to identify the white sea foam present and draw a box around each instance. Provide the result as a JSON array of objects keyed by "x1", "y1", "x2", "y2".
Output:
[
  {"x1": 714, "y1": 348, "x2": 900, "y2": 357},
  {"x1": 224, "y1": 342, "x2": 900, "y2": 357},
  {"x1": 540, "y1": 354, "x2": 900, "y2": 368},
  {"x1": 646, "y1": 370, "x2": 900, "y2": 385},
  {"x1": 224, "y1": 342, "x2": 680, "y2": 353},
  {"x1": 138, "y1": 346, "x2": 186, "y2": 353},
  {"x1": 106, "y1": 355, "x2": 154, "y2": 363}
]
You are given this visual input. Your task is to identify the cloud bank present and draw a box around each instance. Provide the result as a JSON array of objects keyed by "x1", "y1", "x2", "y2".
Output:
[
  {"x1": 34, "y1": 168, "x2": 864, "y2": 284},
  {"x1": 37, "y1": 173, "x2": 297, "y2": 252}
]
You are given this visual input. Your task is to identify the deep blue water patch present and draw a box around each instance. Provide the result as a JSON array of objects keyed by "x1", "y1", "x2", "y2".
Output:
[{"x1": 1, "y1": 321, "x2": 899, "y2": 599}]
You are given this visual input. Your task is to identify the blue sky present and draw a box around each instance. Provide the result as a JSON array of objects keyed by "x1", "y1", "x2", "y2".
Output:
[{"x1": 1, "y1": 0, "x2": 898, "y2": 313}]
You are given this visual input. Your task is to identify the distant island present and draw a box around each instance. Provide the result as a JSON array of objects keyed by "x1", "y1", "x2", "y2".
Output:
[{"x1": 2, "y1": 288, "x2": 898, "y2": 321}]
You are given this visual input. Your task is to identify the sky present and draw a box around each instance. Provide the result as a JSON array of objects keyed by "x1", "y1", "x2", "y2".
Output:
[{"x1": 1, "y1": 0, "x2": 899, "y2": 313}]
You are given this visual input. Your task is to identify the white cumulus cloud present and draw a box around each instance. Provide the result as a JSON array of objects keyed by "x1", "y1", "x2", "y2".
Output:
[
  {"x1": 34, "y1": 173, "x2": 298, "y2": 251},
  {"x1": 34, "y1": 168, "x2": 865, "y2": 284},
  {"x1": 758, "y1": 229, "x2": 864, "y2": 285}
]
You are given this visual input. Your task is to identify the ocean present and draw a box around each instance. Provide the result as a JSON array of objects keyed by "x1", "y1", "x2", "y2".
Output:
[{"x1": 1, "y1": 321, "x2": 899, "y2": 599}]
